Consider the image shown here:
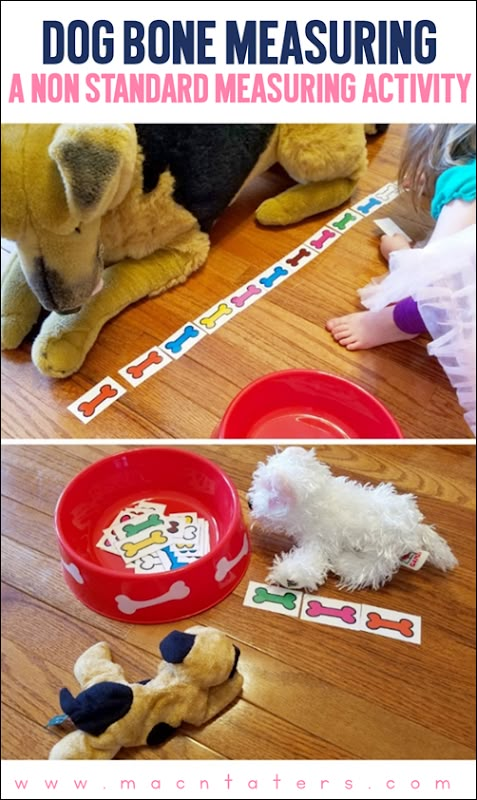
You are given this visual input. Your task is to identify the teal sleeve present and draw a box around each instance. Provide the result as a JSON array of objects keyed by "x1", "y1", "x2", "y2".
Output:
[{"x1": 431, "y1": 161, "x2": 476, "y2": 219}]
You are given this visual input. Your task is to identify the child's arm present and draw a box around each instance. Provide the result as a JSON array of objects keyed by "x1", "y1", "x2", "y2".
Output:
[
  {"x1": 427, "y1": 197, "x2": 476, "y2": 242},
  {"x1": 379, "y1": 197, "x2": 475, "y2": 261}
]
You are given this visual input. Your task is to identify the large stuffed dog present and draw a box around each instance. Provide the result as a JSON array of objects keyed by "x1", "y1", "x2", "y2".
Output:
[{"x1": 1, "y1": 123, "x2": 369, "y2": 377}]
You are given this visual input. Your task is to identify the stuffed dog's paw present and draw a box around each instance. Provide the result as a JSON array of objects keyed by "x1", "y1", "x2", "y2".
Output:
[
  {"x1": 267, "y1": 549, "x2": 329, "y2": 593},
  {"x1": 267, "y1": 557, "x2": 316, "y2": 593},
  {"x1": 1, "y1": 253, "x2": 42, "y2": 349},
  {"x1": 31, "y1": 314, "x2": 96, "y2": 378},
  {"x1": 256, "y1": 178, "x2": 358, "y2": 227}
]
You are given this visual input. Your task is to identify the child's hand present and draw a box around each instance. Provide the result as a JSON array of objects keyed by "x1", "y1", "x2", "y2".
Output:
[{"x1": 380, "y1": 233, "x2": 412, "y2": 261}]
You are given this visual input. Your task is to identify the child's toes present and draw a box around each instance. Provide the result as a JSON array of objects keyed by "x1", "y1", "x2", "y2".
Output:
[{"x1": 332, "y1": 325, "x2": 353, "y2": 342}]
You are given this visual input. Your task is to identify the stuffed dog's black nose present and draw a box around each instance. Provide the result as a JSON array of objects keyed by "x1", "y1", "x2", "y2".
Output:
[{"x1": 247, "y1": 498, "x2": 253, "y2": 510}]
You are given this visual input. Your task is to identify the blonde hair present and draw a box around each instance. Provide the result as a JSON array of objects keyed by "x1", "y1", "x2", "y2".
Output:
[{"x1": 399, "y1": 123, "x2": 476, "y2": 208}]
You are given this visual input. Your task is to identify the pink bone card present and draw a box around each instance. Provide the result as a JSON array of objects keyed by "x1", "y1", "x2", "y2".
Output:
[
  {"x1": 306, "y1": 226, "x2": 340, "y2": 254},
  {"x1": 300, "y1": 595, "x2": 362, "y2": 629},
  {"x1": 229, "y1": 283, "x2": 263, "y2": 310}
]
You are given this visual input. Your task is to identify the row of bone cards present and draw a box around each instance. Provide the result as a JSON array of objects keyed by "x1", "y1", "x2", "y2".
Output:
[
  {"x1": 68, "y1": 182, "x2": 401, "y2": 423},
  {"x1": 243, "y1": 581, "x2": 422, "y2": 644},
  {"x1": 96, "y1": 499, "x2": 210, "y2": 574}
]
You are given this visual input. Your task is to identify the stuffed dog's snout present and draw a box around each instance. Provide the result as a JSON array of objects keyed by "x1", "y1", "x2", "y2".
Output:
[
  {"x1": 26, "y1": 244, "x2": 103, "y2": 313},
  {"x1": 28, "y1": 258, "x2": 89, "y2": 313},
  {"x1": 30, "y1": 256, "x2": 73, "y2": 312}
]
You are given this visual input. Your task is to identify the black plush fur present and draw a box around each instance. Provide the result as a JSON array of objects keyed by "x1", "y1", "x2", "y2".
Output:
[
  {"x1": 135, "y1": 124, "x2": 276, "y2": 231},
  {"x1": 146, "y1": 722, "x2": 177, "y2": 746},
  {"x1": 59, "y1": 682, "x2": 133, "y2": 736}
]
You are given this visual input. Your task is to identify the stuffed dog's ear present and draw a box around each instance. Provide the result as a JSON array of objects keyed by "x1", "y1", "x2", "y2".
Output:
[
  {"x1": 59, "y1": 682, "x2": 133, "y2": 736},
  {"x1": 49, "y1": 124, "x2": 137, "y2": 221},
  {"x1": 264, "y1": 472, "x2": 298, "y2": 511},
  {"x1": 159, "y1": 630, "x2": 196, "y2": 664}
]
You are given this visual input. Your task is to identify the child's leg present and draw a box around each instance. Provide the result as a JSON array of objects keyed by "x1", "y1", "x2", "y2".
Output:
[
  {"x1": 327, "y1": 230, "x2": 425, "y2": 350},
  {"x1": 392, "y1": 297, "x2": 428, "y2": 335},
  {"x1": 326, "y1": 297, "x2": 427, "y2": 350}
]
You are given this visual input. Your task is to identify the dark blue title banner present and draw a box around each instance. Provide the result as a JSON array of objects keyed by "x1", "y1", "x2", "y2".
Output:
[{"x1": 42, "y1": 19, "x2": 437, "y2": 66}]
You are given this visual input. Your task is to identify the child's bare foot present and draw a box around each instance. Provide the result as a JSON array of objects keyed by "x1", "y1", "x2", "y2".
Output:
[{"x1": 326, "y1": 307, "x2": 418, "y2": 350}]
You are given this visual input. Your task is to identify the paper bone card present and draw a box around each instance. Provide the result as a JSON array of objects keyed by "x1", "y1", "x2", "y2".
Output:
[
  {"x1": 96, "y1": 500, "x2": 209, "y2": 573},
  {"x1": 243, "y1": 580, "x2": 303, "y2": 617},
  {"x1": 360, "y1": 605, "x2": 422, "y2": 644},
  {"x1": 301, "y1": 595, "x2": 363, "y2": 630}
]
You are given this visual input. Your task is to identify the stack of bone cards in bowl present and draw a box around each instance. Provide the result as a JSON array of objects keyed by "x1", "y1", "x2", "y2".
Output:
[{"x1": 96, "y1": 499, "x2": 210, "y2": 574}]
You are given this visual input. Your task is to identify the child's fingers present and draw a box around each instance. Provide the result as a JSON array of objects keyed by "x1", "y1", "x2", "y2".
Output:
[
  {"x1": 380, "y1": 233, "x2": 411, "y2": 260},
  {"x1": 379, "y1": 234, "x2": 398, "y2": 260},
  {"x1": 380, "y1": 233, "x2": 403, "y2": 244}
]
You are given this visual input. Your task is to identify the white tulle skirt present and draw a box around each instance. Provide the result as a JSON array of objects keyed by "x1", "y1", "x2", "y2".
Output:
[{"x1": 358, "y1": 225, "x2": 476, "y2": 435}]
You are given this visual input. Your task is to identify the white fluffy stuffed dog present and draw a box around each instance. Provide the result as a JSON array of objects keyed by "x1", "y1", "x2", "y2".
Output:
[{"x1": 248, "y1": 447, "x2": 457, "y2": 591}]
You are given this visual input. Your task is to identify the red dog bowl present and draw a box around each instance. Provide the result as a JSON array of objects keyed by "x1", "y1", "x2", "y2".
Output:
[
  {"x1": 55, "y1": 448, "x2": 250, "y2": 624},
  {"x1": 214, "y1": 370, "x2": 403, "y2": 439}
]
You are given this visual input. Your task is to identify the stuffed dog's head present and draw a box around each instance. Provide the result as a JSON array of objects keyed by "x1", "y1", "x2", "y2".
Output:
[
  {"x1": 1, "y1": 123, "x2": 137, "y2": 312},
  {"x1": 248, "y1": 447, "x2": 332, "y2": 533},
  {"x1": 159, "y1": 626, "x2": 241, "y2": 688}
]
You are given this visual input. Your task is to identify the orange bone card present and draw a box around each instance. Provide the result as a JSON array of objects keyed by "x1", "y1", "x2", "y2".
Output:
[
  {"x1": 69, "y1": 377, "x2": 126, "y2": 423},
  {"x1": 361, "y1": 604, "x2": 422, "y2": 645}
]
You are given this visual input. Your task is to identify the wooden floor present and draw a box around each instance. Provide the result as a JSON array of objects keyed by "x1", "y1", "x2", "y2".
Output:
[
  {"x1": 1, "y1": 124, "x2": 471, "y2": 439},
  {"x1": 2, "y1": 443, "x2": 475, "y2": 760}
]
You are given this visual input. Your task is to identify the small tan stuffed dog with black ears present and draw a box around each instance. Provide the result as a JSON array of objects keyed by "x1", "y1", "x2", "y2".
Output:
[{"x1": 49, "y1": 626, "x2": 242, "y2": 760}]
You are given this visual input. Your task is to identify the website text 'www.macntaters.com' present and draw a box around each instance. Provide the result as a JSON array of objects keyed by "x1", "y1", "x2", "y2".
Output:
[
  {"x1": 7, "y1": 774, "x2": 457, "y2": 795},
  {"x1": 4, "y1": 760, "x2": 476, "y2": 800}
]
